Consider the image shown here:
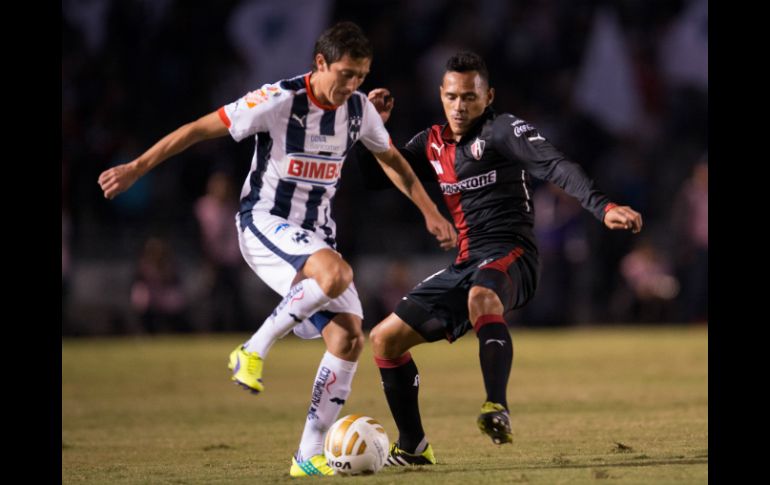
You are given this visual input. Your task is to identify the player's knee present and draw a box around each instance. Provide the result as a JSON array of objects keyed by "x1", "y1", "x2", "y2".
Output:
[
  {"x1": 318, "y1": 259, "x2": 353, "y2": 298},
  {"x1": 369, "y1": 324, "x2": 399, "y2": 359},
  {"x1": 468, "y1": 285, "x2": 503, "y2": 317},
  {"x1": 330, "y1": 328, "x2": 364, "y2": 361}
]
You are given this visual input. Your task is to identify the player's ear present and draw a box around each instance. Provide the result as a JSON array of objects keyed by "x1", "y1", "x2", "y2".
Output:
[
  {"x1": 486, "y1": 87, "x2": 495, "y2": 106},
  {"x1": 315, "y1": 53, "x2": 327, "y2": 72}
]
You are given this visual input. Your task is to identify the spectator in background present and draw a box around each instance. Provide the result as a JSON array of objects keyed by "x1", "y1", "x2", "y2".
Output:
[
  {"x1": 671, "y1": 158, "x2": 708, "y2": 322},
  {"x1": 369, "y1": 260, "x2": 415, "y2": 326},
  {"x1": 130, "y1": 237, "x2": 189, "y2": 333},
  {"x1": 615, "y1": 238, "x2": 679, "y2": 322},
  {"x1": 194, "y1": 171, "x2": 248, "y2": 332},
  {"x1": 526, "y1": 182, "x2": 585, "y2": 325}
]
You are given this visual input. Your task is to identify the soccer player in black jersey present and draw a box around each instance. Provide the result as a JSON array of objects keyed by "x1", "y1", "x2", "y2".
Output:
[{"x1": 363, "y1": 51, "x2": 643, "y2": 466}]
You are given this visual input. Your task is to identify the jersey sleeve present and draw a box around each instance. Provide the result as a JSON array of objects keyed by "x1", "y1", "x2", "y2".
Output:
[
  {"x1": 358, "y1": 97, "x2": 392, "y2": 154},
  {"x1": 218, "y1": 83, "x2": 286, "y2": 142},
  {"x1": 401, "y1": 129, "x2": 434, "y2": 183},
  {"x1": 494, "y1": 115, "x2": 612, "y2": 222}
]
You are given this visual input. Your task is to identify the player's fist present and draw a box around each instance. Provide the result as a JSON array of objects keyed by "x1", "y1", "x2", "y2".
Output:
[
  {"x1": 603, "y1": 204, "x2": 642, "y2": 233},
  {"x1": 98, "y1": 162, "x2": 141, "y2": 200},
  {"x1": 368, "y1": 88, "x2": 394, "y2": 124}
]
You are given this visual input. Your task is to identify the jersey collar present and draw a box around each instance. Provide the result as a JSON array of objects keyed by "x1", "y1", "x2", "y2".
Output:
[{"x1": 304, "y1": 74, "x2": 339, "y2": 111}]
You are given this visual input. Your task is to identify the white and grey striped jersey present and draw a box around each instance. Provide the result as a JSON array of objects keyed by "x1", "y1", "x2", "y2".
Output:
[{"x1": 218, "y1": 73, "x2": 391, "y2": 247}]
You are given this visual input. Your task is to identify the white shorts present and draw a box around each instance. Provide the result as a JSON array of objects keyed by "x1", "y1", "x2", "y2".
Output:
[{"x1": 237, "y1": 213, "x2": 363, "y2": 338}]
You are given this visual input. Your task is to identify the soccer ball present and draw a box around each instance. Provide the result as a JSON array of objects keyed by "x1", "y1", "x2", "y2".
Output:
[{"x1": 324, "y1": 414, "x2": 389, "y2": 475}]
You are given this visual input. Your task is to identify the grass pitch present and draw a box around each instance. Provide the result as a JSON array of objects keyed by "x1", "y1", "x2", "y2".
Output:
[{"x1": 62, "y1": 326, "x2": 707, "y2": 484}]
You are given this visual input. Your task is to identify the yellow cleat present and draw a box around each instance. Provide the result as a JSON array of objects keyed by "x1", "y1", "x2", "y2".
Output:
[
  {"x1": 384, "y1": 442, "x2": 436, "y2": 466},
  {"x1": 477, "y1": 401, "x2": 513, "y2": 444},
  {"x1": 290, "y1": 454, "x2": 334, "y2": 477},
  {"x1": 228, "y1": 345, "x2": 264, "y2": 394}
]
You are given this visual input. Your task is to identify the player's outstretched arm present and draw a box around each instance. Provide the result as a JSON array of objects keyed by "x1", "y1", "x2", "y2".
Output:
[
  {"x1": 373, "y1": 147, "x2": 457, "y2": 250},
  {"x1": 603, "y1": 204, "x2": 643, "y2": 233},
  {"x1": 98, "y1": 111, "x2": 229, "y2": 199}
]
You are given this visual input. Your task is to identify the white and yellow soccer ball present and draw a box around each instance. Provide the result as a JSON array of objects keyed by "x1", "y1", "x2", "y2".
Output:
[{"x1": 324, "y1": 414, "x2": 389, "y2": 475}]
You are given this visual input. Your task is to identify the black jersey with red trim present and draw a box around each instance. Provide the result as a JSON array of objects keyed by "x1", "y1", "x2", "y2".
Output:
[{"x1": 398, "y1": 108, "x2": 613, "y2": 263}]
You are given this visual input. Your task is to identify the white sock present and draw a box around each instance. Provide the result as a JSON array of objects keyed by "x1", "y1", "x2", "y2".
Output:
[
  {"x1": 297, "y1": 351, "x2": 358, "y2": 460},
  {"x1": 244, "y1": 278, "x2": 331, "y2": 358}
]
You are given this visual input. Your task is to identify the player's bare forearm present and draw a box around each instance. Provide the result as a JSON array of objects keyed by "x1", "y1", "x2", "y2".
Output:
[
  {"x1": 98, "y1": 111, "x2": 228, "y2": 199},
  {"x1": 374, "y1": 147, "x2": 457, "y2": 250},
  {"x1": 374, "y1": 148, "x2": 431, "y2": 212}
]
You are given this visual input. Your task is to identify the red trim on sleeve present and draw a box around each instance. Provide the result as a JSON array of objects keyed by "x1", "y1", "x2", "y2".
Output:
[
  {"x1": 304, "y1": 74, "x2": 339, "y2": 110},
  {"x1": 473, "y1": 314, "x2": 506, "y2": 333},
  {"x1": 217, "y1": 106, "x2": 231, "y2": 128},
  {"x1": 604, "y1": 202, "x2": 618, "y2": 213},
  {"x1": 374, "y1": 352, "x2": 413, "y2": 369}
]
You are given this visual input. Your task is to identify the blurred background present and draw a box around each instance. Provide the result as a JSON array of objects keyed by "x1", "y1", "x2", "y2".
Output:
[{"x1": 61, "y1": 0, "x2": 707, "y2": 336}]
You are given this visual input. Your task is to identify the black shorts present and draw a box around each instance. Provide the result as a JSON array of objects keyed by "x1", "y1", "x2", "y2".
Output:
[{"x1": 395, "y1": 243, "x2": 539, "y2": 343}]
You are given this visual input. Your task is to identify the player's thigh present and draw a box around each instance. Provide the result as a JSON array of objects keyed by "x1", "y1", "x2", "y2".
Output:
[
  {"x1": 472, "y1": 246, "x2": 539, "y2": 313},
  {"x1": 238, "y1": 215, "x2": 332, "y2": 295},
  {"x1": 395, "y1": 265, "x2": 475, "y2": 343}
]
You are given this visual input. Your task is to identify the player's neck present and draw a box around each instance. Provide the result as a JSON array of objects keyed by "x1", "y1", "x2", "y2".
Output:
[{"x1": 308, "y1": 72, "x2": 333, "y2": 107}]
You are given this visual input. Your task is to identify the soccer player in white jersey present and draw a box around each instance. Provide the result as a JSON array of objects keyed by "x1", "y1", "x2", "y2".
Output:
[{"x1": 98, "y1": 22, "x2": 456, "y2": 477}]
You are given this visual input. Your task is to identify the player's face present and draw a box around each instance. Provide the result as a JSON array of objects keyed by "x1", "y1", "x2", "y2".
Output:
[
  {"x1": 440, "y1": 71, "x2": 494, "y2": 138},
  {"x1": 315, "y1": 54, "x2": 371, "y2": 106}
]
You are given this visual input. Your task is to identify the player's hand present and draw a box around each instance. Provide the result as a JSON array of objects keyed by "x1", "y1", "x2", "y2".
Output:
[
  {"x1": 425, "y1": 212, "x2": 457, "y2": 251},
  {"x1": 98, "y1": 162, "x2": 141, "y2": 200},
  {"x1": 368, "y1": 88, "x2": 394, "y2": 124},
  {"x1": 604, "y1": 205, "x2": 643, "y2": 233}
]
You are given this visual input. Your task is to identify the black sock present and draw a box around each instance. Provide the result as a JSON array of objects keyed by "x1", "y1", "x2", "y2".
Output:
[
  {"x1": 377, "y1": 354, "x2": 425, "y2": 453},
  {"x1": 477, "y1": 321, "x2": 513, "y2": 409}
]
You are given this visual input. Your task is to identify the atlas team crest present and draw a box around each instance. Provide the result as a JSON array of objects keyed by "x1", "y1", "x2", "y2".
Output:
[{"x1": 471, "y1": 137, "x2": 485, "y2": 160}]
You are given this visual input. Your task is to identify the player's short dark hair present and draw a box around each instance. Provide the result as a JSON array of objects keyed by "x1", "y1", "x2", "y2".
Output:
[
  {"x1": 446, "y1": 51, "x2": 490, "y2": 84},
  {"x1": 312, "y1": 21, "x2": 373, "y2": 70}
]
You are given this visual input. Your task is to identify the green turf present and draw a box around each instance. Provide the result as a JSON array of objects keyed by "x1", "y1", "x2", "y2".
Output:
[{"x1": 62, "y1": 326, "x2": 707, "y2": 484}]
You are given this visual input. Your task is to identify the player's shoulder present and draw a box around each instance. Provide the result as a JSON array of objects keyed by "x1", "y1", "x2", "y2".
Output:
[
  {"x1": 234, "y1": 79, "x2": 295, "y2": 113},
  {"x1": 352, "y1": 91, "x2": 369, "y2": 103},
  {"x1": 276, "y1": 73, "x2": 310, "y2": 92},
  {"x1": 405, "y1": 126, "x2": 435, "y2": 148},
  {"x1": 492, "y1": 113, "x2": 543, "y2": 142}
]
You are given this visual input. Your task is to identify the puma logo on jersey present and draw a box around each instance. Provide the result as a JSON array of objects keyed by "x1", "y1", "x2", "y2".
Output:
[
  {"x1": 291, "y1": 113, "x2": 306, "y2": 127},
  {"x1": 430, "y1": 142, "x2": 445, "y2": 156},
  {"x1": 485, "y1": 339, "x2": 506, "y2": 346}
]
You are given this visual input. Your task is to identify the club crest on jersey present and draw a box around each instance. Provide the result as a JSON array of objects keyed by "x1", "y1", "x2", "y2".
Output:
[
  {"x1": 471, "y1": 137, "x2": 486, "y2": 160},
  {"x1": 348, "y1": 115, "x2": 362, "y2": 142},
  {"x1": 293, "y1": 230, "x2": 311, "y2": 245}
]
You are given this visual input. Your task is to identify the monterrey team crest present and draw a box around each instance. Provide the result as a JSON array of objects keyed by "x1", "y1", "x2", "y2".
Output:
[
  {"x1": 348, "y1": 115, "x2": 362, "y2": 142},
  {"x1": 471, "y1": 137, "x2": 486, "y2": 160}
]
